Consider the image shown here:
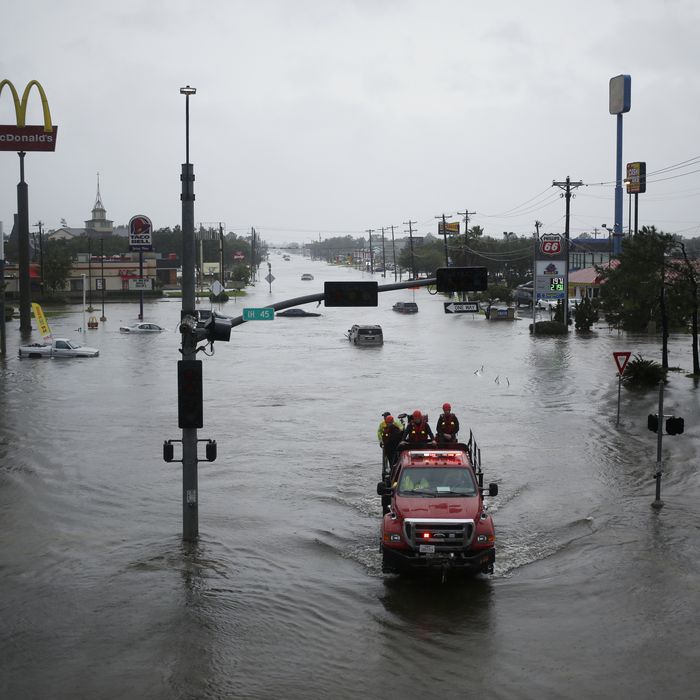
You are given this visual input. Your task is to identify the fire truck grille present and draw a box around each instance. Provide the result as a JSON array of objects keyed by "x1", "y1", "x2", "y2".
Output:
[{"x1": 404, "y1": 519, "x2": 475, "y2": 552}]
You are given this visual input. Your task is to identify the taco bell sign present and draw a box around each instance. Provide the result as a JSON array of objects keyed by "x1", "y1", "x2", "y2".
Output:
[{"x1": 129, "y1": 215, "x2": 153, "y2": 252}]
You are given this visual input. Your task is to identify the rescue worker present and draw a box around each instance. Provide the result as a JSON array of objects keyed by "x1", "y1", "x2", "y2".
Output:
[
  {"x1": 380, "y1": 415, "x2": 404, "y2": 472},
  {"x1": 377, "y1": 412, "x2": 392, "y2": 445},
  {"x1": 403, "y1": 410, "x2": 434, "y2": 443},
  {"x1": 436, "y1": 402, "x2": 460, "y2": 444}
]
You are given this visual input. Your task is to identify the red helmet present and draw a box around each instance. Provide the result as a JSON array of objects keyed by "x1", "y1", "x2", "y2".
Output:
[
  {"x1": 385, "y1": 415, "x2": 394, "y2": 423},
  {"x1": 443, "y1": 403, "x2": 451, "y2": 412},
  {"x1": 412, "y1": 410, "x2": 422, "y2": 420}
]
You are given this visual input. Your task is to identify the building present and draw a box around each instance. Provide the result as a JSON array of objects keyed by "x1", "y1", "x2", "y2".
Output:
[{"x1": 47, "y1": 174, "x2": 114, "y2": 241}]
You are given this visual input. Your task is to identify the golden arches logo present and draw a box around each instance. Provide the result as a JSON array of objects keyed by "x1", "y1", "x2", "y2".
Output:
[
  {"x1": 0, "y1": 79, "x2": 53, "y2": 130},
  {"x1": 0, "y1": 79, "x2": 57, "y2": 152}
]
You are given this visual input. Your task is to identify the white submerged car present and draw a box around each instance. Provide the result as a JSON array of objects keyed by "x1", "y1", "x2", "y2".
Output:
[{"x1": 119, "y1": 322, "x2": 166, "y2": 333}]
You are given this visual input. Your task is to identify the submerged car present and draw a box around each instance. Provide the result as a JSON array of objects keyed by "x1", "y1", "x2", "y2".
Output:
[
  {"x1": 119, "y1": 322, "x2": 166, "y2": 333},
  {"x1": 392, "y1": 301, "x2": 418, "y2": 314},
  {"x1": 347, "y1": 324, "x2": 383, "y2": 345},
  {"x1": 276, "y1": 308, "x2": 321, "y2": 317},
  {"x1": 301, "y1": 273, "x2": 314, "y2": 281}
]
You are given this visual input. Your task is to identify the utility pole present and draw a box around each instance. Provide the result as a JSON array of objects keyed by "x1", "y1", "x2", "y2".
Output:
[
  {"x1": 380, "y1": 227, "x2": 386, "y2": 278},
  {"x1": 457, "y1": 208, "x2": 476, "y2": 267},
  {"x1": 389, "y1": 224, "x2": 397, "y2": 282},
  {"x1": 436, "y1": 213, "x2": 452, "y2": 267},
  {"x1": 552, "y1": 177, "x2": 583, "y2": 327},
  {"x1": 34, "y1": 220, "x2": 44, "y2": 297},
  {"x1": 366, "y1": 229, "x2": 374, "y2": 274},
  {"x1": 404, "y1": 220, "x2": 416, "y2": 280}
]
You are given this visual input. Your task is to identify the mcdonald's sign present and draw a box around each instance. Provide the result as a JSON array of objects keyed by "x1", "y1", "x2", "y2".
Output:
[{"x1": 0, "y1": 79, "x2": 58, "y2": 152}]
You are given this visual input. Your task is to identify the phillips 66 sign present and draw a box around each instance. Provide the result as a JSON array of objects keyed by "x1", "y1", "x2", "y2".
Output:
[{"x1": 128, "y1": 215, "x2": 153, "y2": 252}]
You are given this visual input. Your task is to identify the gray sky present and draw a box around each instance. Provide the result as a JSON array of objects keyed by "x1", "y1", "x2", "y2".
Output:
[{"x1": 2, "y1": 0, "x2": 699, "y2": 246}]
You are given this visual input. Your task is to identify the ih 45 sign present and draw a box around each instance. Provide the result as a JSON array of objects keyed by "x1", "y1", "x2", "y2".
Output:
[{"x1": 539, "y1": 234, "x2": 563, "y2": 256}]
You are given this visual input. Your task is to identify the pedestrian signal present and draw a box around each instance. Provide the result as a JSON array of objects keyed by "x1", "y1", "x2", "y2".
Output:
[
  {"x1": 324, "y1": 281, "x2": 378, "y2": 307},
  {"x1": 665, "y1": 416, "x2": 684, "y2": 435},
  {"x1": 647, "y1": 414, "x2": 658, "y2": 433}
]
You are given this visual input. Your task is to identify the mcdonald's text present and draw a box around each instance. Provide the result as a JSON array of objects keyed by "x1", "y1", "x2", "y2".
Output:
[{"x1": 0, "y1": 125, "x2": 58, "y2": 151}]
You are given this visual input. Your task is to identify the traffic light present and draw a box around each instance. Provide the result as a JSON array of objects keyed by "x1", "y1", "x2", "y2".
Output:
[
  {"x1": 178, "y1": 360, "x2": 203, "y2": 429},
  {"x1": 647, "y1": 414, "x2": 658, "y2": 433},
  {"x1": 436, "y1": 267, "x2": 488, "y2": 293},
  {"x1": 202, "y1": 313, "x2": 232, "y2": 343},
  {"x1": 324, "y1": 281, "x2": 378, "y2": 307},
  {"x1": 665, "y1": 416, "x2": 685, "y2": 435}
]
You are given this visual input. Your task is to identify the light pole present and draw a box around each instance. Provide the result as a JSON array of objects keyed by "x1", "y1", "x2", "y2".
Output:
[
  {"x1": 100, "y1": 232, "x2": 106, "y2": 321},
  {"x1": 179, "y1": 84, "x2": 199, "y2": 542}
]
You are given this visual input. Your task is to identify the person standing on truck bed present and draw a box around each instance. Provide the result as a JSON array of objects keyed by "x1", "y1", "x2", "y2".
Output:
[
  {"x1": 380, "y1": 415, "x2": 404, "y2": 473},
  {"x1": 403, "y1": 410, "x2": 434, "y2": 444},
  {"x1": 436, "y1": 402, "x2": 460, "y2": 444}
]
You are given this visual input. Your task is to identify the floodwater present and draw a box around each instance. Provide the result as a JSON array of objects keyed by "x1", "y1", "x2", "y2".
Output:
[{"x1": 1, "y1": 254, "x2": 699, "y2": 700}]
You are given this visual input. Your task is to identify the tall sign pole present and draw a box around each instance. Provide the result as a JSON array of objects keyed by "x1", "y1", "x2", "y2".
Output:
[
  {"x1": 128, "y1": 215, "x2": 153, "y2": 321},
  {"x1": 609, "y1": 75, "x2": 631, "y2": 256},
  {"x1": 0, "y1": 80, "x2": 58, "y2": 334}
]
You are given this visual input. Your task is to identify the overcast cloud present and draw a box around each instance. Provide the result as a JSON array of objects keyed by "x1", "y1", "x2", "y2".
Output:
[{"x1": 2, "y1": 0, "x2": 699, "y2": 245}]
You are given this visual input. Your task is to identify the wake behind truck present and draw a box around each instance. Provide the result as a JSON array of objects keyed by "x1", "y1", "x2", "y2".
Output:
[{"x1": 377, "y1": 434, "x2": 498, "y2": 576}]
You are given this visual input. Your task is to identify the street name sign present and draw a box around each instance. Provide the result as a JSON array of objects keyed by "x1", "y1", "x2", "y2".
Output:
[
  {"x1": 444, "y1": 302, "x2": 479, "y2": 314},
  {"x1": 243, "y1": 307, "x2": 274, "y2": 321}
]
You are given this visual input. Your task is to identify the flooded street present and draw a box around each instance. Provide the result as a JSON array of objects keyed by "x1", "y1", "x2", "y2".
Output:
[{"x1": 1, "y1": 254, "x2": 699, "y2": 699}]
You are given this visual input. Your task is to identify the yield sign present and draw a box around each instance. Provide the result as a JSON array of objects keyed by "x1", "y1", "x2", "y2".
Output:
[{"x1": 613, "y1": 351, "x2": 632, "y2": 375}]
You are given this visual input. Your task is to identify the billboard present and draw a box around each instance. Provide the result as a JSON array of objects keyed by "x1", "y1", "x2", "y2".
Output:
[{"x1": 626, "y1": 162, "x2": 646, "y2": 194}]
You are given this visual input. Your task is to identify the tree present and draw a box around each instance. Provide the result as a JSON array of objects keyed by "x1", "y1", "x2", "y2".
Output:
[
  {"x1": 672, "y1": 241, "x2": 699, "y2": 375},
  {"x1": 43, "y1": 241, "x2": 73, "y2": 292},
  {"x1": 599, "y1": 227, "x2": 680, "y2": 332}
]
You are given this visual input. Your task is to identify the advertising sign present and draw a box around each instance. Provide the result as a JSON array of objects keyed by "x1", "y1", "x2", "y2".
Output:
[
  {"x1": 128, "y1": 277, "x2": 151, "y2": 291},
  {"x1": 625, "y1": 162, "x2": 646, "y2": 194},
  {"x1": 535, "y1": 234, "x2": 566, "y2": 301},
  {"x1": 0, "y1": 80, "x2": 58, "y2": 152},
  {"x1": 128, "y1": 215, "x2": 153, "y2": 252},
  {"x1": 438, "y1": 221, "x2": 460, "y2": 235}
]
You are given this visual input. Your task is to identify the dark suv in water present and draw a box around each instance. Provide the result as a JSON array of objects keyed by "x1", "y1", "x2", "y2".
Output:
[{"x1": 514, "y1": 282, "x2": 533, "y2": 307}]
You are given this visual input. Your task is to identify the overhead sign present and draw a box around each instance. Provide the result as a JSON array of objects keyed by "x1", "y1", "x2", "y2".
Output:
[
  {"x1": 444, "y1": 302, "x2": 479, "y2": 314},
  {"x1": 626, "y1": 162, "x2": 646, "y2": 194},
  {"x1": 613, "y1": 351, "x2": 632, "y2": 375},
  {"x1": 436, "y1": 266, "x2": 488, "y2": 293},
  {"x1": 243, "y1": 307, "x2": 274, "y2": 321},
  {"x1": 0, "y1": 79, "x2": 58, "y2": 152},
  {"x1": 128, "y1": 215, "x2": 153, "y2": 252}
]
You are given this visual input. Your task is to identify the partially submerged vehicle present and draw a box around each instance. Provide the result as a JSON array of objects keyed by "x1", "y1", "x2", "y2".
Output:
[
  {"x1": 347, "y1": 324, "x2": 383, "y2": 345},
  {"x1": 392, "y1": 301, "x2": 418, "y2": 314},
  {"x1": 377, "y1": 434, "x2": 498, "y2": 577},
  {"x1": 19, "y1": 338, "x2": 100, "y2": 358},
  {"x1": 119, "y1": 322, "x2": 166, "y2": 333}
]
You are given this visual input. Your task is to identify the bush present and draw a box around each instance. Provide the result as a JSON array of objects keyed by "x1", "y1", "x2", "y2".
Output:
[{"x1": 622, "y1": 354, "x2": 666, "y2": 387}]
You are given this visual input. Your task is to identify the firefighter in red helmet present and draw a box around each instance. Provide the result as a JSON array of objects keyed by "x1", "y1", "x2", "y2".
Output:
[
  {"x1": 436, "y1": 402, "x2": 460, "y2": 444},
  {"x1": 403, "y1": 409, "x2": 434, "y2": 443}
]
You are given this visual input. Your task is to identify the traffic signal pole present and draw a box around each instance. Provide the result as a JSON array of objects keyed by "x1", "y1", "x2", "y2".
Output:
[
  {"x1": 180, "y1": 86, "x2": 199, "y2": 541},
  {"x1": 652, "y1": 380, "x2": 664, "y2": 509}
]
